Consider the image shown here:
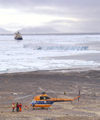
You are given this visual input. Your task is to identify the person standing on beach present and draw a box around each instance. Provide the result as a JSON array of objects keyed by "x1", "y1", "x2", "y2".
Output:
[
  {"x1": 19, "y1": 103, "x2": 22, "y2": 112},
  {"x1": 12, "y1": 103, "x2": 15, "y2": 112},
  {"x1": 16, "y1": 102, "x2": 19, "y2": 112}
]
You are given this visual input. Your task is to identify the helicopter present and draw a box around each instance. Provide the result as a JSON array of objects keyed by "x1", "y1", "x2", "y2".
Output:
[{"x1": 30, "y1": 91, "x2": 80, "y2": 109}]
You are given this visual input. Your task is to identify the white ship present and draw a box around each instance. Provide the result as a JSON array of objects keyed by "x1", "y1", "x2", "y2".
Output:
[{"x1": 15, "y1": 32, "x2": 23, "y2": 40}]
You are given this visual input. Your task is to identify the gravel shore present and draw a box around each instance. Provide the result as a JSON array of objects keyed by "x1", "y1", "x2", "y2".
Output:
[{"x1": 0, "y1": 70, "x2": 100, "y2": 120}]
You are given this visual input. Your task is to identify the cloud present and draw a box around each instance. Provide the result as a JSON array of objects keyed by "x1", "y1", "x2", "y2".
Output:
[
  {"x1": 0, "y1": 0, "x2": 100, "y2": 18},
  {"x1": 0, "y1": 0, "x2": 100, "y2": 32},
  {"x1": 0, "y1": 0, "x2": 100, "y2": 11}
]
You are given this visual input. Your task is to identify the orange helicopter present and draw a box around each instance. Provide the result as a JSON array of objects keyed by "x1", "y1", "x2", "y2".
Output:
[{"x1": 30, "y1": 91, "x2": 80, "y2": 109}]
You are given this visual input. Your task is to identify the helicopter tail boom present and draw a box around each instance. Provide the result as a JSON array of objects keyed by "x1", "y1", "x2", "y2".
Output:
[{"x1": 49, "y1": 95, "x2": 80, "y2": 102}]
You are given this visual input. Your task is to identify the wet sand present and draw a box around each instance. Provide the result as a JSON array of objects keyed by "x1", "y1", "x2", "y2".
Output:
[{"x1": 0, "y1": 70, "x2": 100, "y2": 120}]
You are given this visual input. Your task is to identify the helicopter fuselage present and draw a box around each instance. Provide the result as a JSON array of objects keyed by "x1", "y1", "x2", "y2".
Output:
[{"x1": 31, "y1": 93, "x2": 80, "y2": 108}]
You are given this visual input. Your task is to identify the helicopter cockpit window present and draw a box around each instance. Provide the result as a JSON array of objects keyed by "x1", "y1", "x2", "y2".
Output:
[
  {"x1": 45, "y1": 96, "x2": 50, "y2": 99},
  {"x1": 40, "y1": 96, "x2": 44, "y2": 100},
  {"x1": 40, "y1": 96, "x2": 50, "y2": 100}
]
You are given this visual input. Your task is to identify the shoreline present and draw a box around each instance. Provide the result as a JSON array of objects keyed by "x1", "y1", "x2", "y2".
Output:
[{"x1": 0, "y1": 66, "x2": 100, "y2": 75}]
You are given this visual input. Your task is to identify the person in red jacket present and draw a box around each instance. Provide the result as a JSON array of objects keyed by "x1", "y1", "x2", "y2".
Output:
[
  {"x1": 12, "y1": 103, "x2": 15, "y2": 112},
  {"x1": 16, "y1": 102, "x2": 19, "y2": 112},
  {"x1": 19, "y1": 103, "x2": 22, "y2": 112}
]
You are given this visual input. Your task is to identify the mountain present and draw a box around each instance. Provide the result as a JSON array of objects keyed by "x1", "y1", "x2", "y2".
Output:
[
  {"x1": 20, "y1": 26, "x2": 59, "y2": 34},
  {"x1": 0, "y1": 28, "x2": 11, "y2": 34}
]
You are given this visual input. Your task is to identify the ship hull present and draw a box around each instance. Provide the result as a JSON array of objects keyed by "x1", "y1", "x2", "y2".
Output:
[{"x1": 15, "y1": 37, "x2": 23, "y2": 40}]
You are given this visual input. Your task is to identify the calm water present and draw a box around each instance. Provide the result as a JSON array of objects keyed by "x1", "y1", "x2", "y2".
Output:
[{"x1": 0, "y1": 35, "x2": 100, "y2": 73}]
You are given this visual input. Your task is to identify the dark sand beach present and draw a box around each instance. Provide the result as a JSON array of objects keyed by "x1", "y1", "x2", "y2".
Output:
[{"x1": 0, "y1": 70, "x2": 100, "y2": 120}]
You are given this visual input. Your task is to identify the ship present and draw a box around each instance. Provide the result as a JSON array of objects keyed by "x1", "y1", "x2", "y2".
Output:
[{"x1": 15, "y1": 32, "x2": 23, "y2": 40}]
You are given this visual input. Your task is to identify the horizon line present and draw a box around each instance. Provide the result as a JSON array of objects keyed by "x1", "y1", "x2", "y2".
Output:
[{"x1": 0, "y1": 33, "x2": 100, "y2": 35}]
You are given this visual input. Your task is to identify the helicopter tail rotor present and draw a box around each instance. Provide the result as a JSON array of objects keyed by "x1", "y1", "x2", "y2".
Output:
[{"x1": 78, "y1": 89, "x2": 81, "y2": 102}]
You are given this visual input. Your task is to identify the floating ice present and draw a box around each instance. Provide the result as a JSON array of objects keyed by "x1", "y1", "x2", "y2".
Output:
[{"x1": 0, "y1": 35, "x2": 100, "y2": 73}]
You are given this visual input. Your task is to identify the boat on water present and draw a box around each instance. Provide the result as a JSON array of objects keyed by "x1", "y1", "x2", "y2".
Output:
[{"x1": 15, "y1": 32, "x2": 23, "y2": 40}]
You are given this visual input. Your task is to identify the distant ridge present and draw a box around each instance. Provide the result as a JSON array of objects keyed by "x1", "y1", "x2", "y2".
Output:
[
  {"x1": 0, "y1": 28, "x2": 11, "y2": 34},
  {"x1": 0, "y1": 26, "x2": 100, "y2": 35},
  {"x1": 20, "y1": 26, "x2": 100, "y2": 35}
]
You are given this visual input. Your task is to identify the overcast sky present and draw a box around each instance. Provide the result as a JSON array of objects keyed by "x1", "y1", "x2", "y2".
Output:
[{"x1": 0, "y1": 0, "x2": 100, "y2": 33}]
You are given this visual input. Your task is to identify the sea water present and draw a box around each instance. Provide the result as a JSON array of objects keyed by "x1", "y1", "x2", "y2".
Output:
[{"x1": 0, "y1": 34, "x2": 100, "y2": 73}]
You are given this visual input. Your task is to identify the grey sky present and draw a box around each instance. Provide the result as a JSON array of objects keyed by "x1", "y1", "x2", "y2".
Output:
[{"x1": 0, "y1": 0, "x2": 100, "y2": 32}]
